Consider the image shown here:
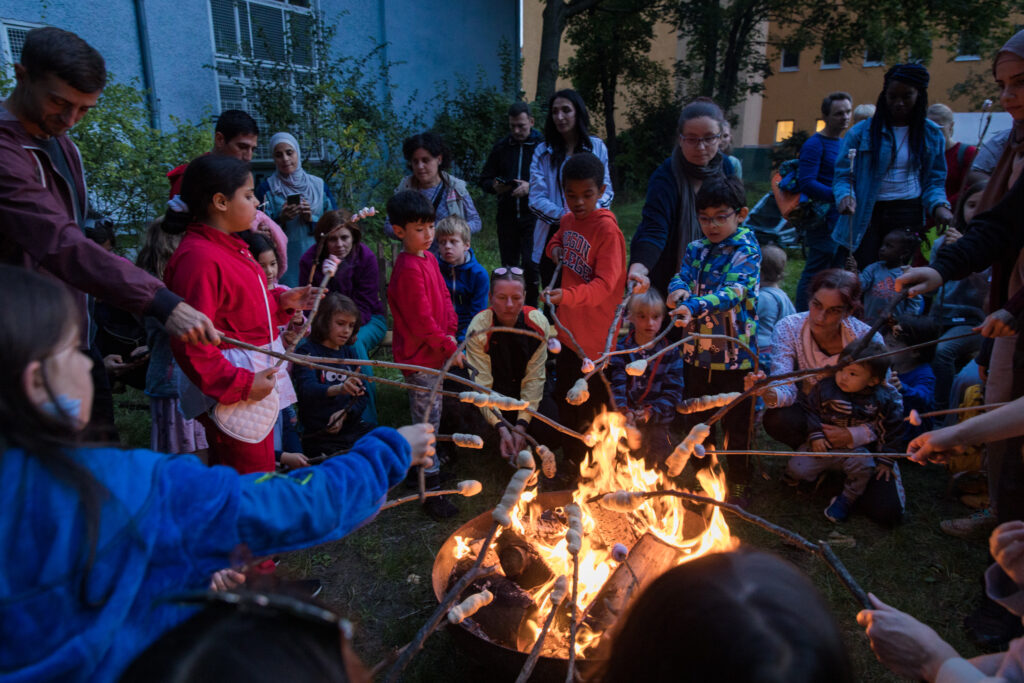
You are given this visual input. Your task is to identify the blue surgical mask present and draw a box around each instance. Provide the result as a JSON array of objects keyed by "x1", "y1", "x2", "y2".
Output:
[{"x1": 41, "y1": 394, "x2": 82, "y2": 421}]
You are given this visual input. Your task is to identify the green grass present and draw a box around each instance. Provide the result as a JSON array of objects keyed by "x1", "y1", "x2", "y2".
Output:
[{"x1": 110, "y1": 199, "x2": 992, "y2": 681}]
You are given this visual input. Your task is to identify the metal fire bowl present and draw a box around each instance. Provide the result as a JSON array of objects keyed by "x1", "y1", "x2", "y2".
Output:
[{"x1": 431, "y1": 490, "x2": 600, "y2": 682}]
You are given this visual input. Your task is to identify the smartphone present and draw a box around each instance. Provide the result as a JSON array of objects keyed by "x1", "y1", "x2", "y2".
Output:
[
  {"x1": 494, "y1": 176, "x2": 512, "y2": 186},
  {"x1": 286, "y1": 193, "x2": 301, "y2": 205}
]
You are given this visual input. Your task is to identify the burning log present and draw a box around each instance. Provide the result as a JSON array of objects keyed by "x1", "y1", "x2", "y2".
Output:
[
  {"x1": 497, "y1": 529, "x2": 555, "y2": 590},
  {"x1": 514, "y1": 575, "x2": 570, "y2": 683},
  {"x1": 582, "y1": 533, "x2": 680, "y2": 636},
  {"x1": 448, "y1": 572, "x2": 539, "y2": 648}
]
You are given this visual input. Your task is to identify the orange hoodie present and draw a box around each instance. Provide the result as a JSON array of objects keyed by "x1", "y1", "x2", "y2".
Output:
[{"x1": 546, "y1": 208, "x2": 626, "y2": 359}]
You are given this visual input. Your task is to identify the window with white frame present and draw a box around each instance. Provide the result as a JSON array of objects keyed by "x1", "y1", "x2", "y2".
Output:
[
  {"x1": 780, "y1": 47, "x2": 799, "y2": 72},
  {"x1": 821, "y1": 46, "x2": 841, "y2": 70},
  {"x1": 1, "y1": 19, "x2": 44, "y2": 82},
  {"x1": 209, "y1": 0, "x2": 317, "y2": 161},
  {"x1": 956, "y1": 33, "x2": 981, "y2": 61},
  {"x1": 863, "y1": 45, "x2": 884, "y2": 67}
]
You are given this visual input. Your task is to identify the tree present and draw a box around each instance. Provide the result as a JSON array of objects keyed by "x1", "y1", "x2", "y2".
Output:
[
  {"x1": 535, "y1": 0, "x2": 605, "y2": 104},
  {"x1": 669, "y1": 0, "x2": 1016, "y2": 117},
  {"x1": 563, "y1": 0, "x2": 666, "y2": 170}
]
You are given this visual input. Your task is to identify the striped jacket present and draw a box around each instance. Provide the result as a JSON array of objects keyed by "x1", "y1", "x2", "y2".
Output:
[
  {"x1": 608, "y1": 331, "x2": 686, "y2": 424},
  {"x1": 668, "y1": 225, "x2": 761, "y2": 370}
]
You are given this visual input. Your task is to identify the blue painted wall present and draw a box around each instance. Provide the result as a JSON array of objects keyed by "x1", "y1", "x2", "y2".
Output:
[{"x1": 2, "y1": 0, "x2": 516, "y2": 129}]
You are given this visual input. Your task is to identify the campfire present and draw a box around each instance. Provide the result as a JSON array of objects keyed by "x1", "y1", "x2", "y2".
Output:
[{"x1": 432, "y1": 410, "x2": 735, "y2": 671}]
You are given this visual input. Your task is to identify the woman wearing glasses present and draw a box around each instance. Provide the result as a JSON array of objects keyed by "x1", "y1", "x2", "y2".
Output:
[
  {"x1": 464, "y1": 267, "x2": 561, "y2": 463},
  {"x1": 528, "y1": 89, "x2": 614, "y2": 292},
  {"x1": 628, "y1": 98, "x2": 737, "y2": 296}
]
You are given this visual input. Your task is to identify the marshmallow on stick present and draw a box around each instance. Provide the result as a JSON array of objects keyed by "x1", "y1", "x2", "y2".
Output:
[
  {"x1": 597, "y1": 490, "x2": 644, "y2": 513},
  {"x1": 625, "y1": 359, "x2": 647, "y2": 376},
  {"x1": 451, "y1": 433, "x2": 485, "y2": 449},
  {"x1": 565, "y1": 504, "x2": 583, "y2": 555},
  {"x1": 458, "y1": 391, "x2": 530, "y2": 411},
  {"x1": 493, "y1": 468, "x2": 533, "y2": 527},
  {"x1": 448, "y1": 589, "x2": 494, "y2": 624},
  {"x1": 566, "y1": 379, "x2": 590, "y2": 406},
  {"x1": 676, "y1": 392, "x2": 741, "y2": 414},
  {"x1": 665, "y1": 423, "x2": 711, "y2": 477},
  {"x1": 537, "y1": 445, "x2": 557, "y2": 478}
]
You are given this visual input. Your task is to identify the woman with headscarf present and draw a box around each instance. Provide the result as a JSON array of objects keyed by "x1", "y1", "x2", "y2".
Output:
[
  {"x1": 897, "y1": 30, "x2": 1024, "y2": 647},
  {"x1": 627, "y1": 98, "x2": 736, "y2": 296},
  {"x1": 832, "y1": 63, "x2": 953, "y2": 269},
  {"x1": 256, "y1": 132, "x2": 336, "y2": 287},
  {"x1": 529, "y1": 89, "x2": 613, "y2": 292}
]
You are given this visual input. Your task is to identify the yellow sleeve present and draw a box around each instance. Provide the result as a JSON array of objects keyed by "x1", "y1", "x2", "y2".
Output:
[
  {"x1": 518, "y1": 310, "x2": 554, "y2": 424},
  {"x1": 464, "y1": 310, "x2": 499, "y2": 427}
]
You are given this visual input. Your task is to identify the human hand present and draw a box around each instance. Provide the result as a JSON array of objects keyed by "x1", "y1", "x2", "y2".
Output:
[
  {"x1": 341, "y1": 374, "x2": 365, "y2": 396},
  {"x1": 498, "y1": 425, "x2": 517, "y2": 461},
  {"x1": 907, "y1": 424, "x2": 964, "y2": 464},
  {"x1": 977, "y1": 309, "x2": 1017, "y2": 338},
  {"x1": 627, "y1": 264, "x2": 650, "y2": 294},
  {"x1": 248, "y1": 367, "x2": 278, "y2": 401},
  {"x1": 666, "y1": 289, "x2": 689, "y2": 309},
  {"x1": 103, "y1": 354, "x2": 127, "y2": 374},
  {"x1": 398, "y1": 423, "x2": 436, "y2": 468},
  {"x1": 511, "y1": 180, "x2": 530, "y2": 198},
  {"x1": 280, "y1": 285, "x2": 322, "y2": 311},
  {"x1": 279, "y1": 201, "x2": 301, "y2": 221},
  {"x1": 838, "y1": 196, "x2": 856, "y2": 215},
  {"x1": 544, "y1": 288, "x2": 563, "y2": 306},
  {"x1": 210, "y1": 568, "x2": 246, "y2": 592},
  {"x1": 894, "y1": 267, "x2": 944, "y2": 298},
  {"x1": 942, "y1": 226, "x2": 963, "y2": 246},
  {"x1": 933, "y1": 205, "x2": 955, "y2": 226},
  {"x1": 876, "y1": 463, "x2": 893, "y2": 481},
  {"x1": 991, "y1": 521, "x2": 1024, "y2": 588},
  {"x1": 822, "y1": 424, "x2": 853, "y2": 449},
  {"x1": 281, "y1": 451, "x2": 310, "y2": 470},
  {"x1": 670, "y1": 306, "x2": 693, "y2": 328},
  {"x1": 449, "y1": 350, "x2": 466, "y2": 369},
  {"x1": 811, "y1": 438, "x2": 829, "y2": 453},
  {"x1": 165, "y1": 302, "x2": 220, "y2": 345},
  {"x1": 889, "y1": 373, "x2": 903, "y2": 394},
  {"x1": 550, "y1": 246, "x2": 563, "y2": 263},
  {"x1": 299, "y1": 198, "x2": 313, "y2": 223},
  {"x1": 744, "y1": 370, "x2": 767, "y2": 391},
  {"x1": 857, "y1": 593, "x2": 960, "y2": 681}
]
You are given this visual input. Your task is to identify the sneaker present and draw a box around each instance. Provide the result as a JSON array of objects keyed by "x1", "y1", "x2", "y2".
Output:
[
  {"x1": 727, "y1": 483, "x2": 750, "y2": 509},
  {"x1": 423, "y1": 494, "x2": 459, "y2": 520},
  {"x1": 941, "y1": 509, "x2": 996, "y2": 540},
  {"x1": 825, "y1": 494, "x2": 852, "y2": 523}
]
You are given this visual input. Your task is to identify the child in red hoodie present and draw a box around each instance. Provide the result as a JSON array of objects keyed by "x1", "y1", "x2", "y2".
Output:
[
  {"x1": 386, "y1": 190, "x2": 463, "y2": 518},
  {"x1": 544, "y1": 152, "x2": 626, "y2": 475}
]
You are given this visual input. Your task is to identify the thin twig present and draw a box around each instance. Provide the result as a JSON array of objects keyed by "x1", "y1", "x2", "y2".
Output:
[
  {"x1": 912, "y1": 402, "x2": 1007, "y2": 421},
  {"x1": 384, "y1": 525, "x2": 499, "y2": 683},
  {"x1": 276, "y1": 269, "x2": 333, "y2": 368},
  {"x1": 711, "y1": 449, "x2": 914, "y2": 458},
  {"x1": 596, "y1": 282, "x2": 635, "y2": 370},
  {"x1": 565, "y1": 550, "x2": 581, "y2": 683},
  {"x1": 818, "y1": 541, "x2": 872, "y2": 609},
  {"x1": 379, "y1": 488, "x2": 469, "y2": 511}
]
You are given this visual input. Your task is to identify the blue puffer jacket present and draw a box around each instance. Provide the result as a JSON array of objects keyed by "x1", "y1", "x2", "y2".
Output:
[
  {"x1": 832, "y1": 118, "x2": 949, "y2": 253},
  {"x1": 437, "y1": 248, "x2": 490, "y2": 341},
  {"x1": 0, "y1": 428, "x2": 410, "y2": 682},
  {"x1": 668, "y1": 226, "x2": 761, "y2": 370}
]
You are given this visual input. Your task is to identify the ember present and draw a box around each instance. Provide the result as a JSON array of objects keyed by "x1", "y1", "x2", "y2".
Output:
[{"x1": 434, "y1": 410, "x2": 734, "y2": 667}]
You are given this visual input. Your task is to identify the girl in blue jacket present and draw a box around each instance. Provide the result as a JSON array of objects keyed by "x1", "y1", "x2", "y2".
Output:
[{"x1": 0, "y1": 265, "x2": 434, "y2": 683}]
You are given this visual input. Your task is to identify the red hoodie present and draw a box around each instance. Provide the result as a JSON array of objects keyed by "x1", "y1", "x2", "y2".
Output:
[
  {"x1": 545, "y1": 208, "x2": 626, "y2": 359},
  {"x1": 165, "y1": 223, "x2": 295, "y2": 403},
  {"x1": 388, "y1": 250, "x2": 457, "y2": 374}
]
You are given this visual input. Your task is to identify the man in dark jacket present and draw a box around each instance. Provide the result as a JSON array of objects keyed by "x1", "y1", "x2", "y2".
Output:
[
  {"x1": 479, "y1": 101, "x2": 543, "y2": 305},
  {"x1": 0, "y1": 27, "x2": 217, "y2": 435}
]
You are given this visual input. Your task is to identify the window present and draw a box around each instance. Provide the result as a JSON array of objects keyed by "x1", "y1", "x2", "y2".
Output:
[
  {"x1": 863, "y1": 46, "x2": 884, "y2": 67},
  {"x1": 956, "y1": 33, "x2": 981, "y2": 61},
  {"x1": 781, "y1": 48, "x2": 799, "y2": 72},
  {"x1": 821, "y1": 46, "x2": 841, "y2": 70},
  {"x1": 210, "y1": 0, "x2": 317, "y2": 160},
  {"x1": 775, "y1": 120, "x2": 795, "y2": 143},
  {"x1": 815, "y1": 119, "x2": 826, "y2": 132},
  {"x1": 1, "y1": 19, "x2": 43, "y2": 81}
]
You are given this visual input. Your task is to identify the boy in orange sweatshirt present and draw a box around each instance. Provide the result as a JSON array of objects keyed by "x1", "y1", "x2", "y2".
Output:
[{"x1": 544, "y1": 151, "x2": 626, "y2": 476}]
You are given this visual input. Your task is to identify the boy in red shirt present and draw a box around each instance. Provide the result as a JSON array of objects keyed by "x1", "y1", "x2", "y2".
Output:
[
  {"x1": 387, "y1": 190, "x2": 463, "y2": 518},
  {"x1": 544, "y1": 152, "x2": 627, "y2": 477}
]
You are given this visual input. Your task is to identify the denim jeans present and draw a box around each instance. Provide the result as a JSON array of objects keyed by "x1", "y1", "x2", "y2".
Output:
[{"x1": 933, "y1": 325, "x2": 983, "y2": 411}]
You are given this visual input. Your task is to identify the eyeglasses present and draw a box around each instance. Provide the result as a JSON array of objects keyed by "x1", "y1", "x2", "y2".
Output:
[
  {"x1": 679, "y1": 134, "x2": 721, "y2": 148},
  {"x1": 493, "y1": 266, "x2": 524, "y2": 276},
  {"x1": 697, "y1": 210, "x2": 737, "y2": 228}
]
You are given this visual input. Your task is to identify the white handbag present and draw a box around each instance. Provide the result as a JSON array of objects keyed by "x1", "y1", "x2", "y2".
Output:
[{"x1": 209, "y1": 273, "x2": 280, "y2": 444}]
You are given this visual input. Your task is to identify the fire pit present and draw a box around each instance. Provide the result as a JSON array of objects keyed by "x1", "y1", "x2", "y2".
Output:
[{"x1": 430, "y1": 412, "x2": 734, "y2": 681}]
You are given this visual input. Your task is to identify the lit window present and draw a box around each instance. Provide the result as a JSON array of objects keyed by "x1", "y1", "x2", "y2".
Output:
[
  {"x1": 815, "y1": 119, "x2": 826, "y2": 132},
  {"x1": 775, "y1": 120, "x2": 795, "y2": 142},
  {"x1": 781, "y1": 48, "x2": 799, "y2": 72}
]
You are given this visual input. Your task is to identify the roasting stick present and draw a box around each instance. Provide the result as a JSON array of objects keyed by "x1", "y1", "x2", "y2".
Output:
[
  {"x1": 564, "y1": 503, "x2": 584, "y2": 683},
  {"x1": 514, "y1": 575, "x2": 569, "y2": 683},
  {"x1": 908, "y1": 402, "x2": 1008, "y2": 422},
  {"x1": 711, "y1": 449, "x2": 914, "y2": 458},
  {"x1": 593, "y1": 281, "x2": 635, "y2": 373},
  {"x1": 379, "y1": 480, "x2": 483, "y2": 511},
  {"x1": 588, "y1": 489, "x2": 871, "y2": 609},
  {"x1": 218, "y1": 334, "x2": 590, "y2": 443}
]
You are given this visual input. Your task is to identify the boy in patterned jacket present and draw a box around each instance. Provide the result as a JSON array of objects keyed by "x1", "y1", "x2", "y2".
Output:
[
  {"x1": 668, "y1": 176, "x2": 760, "y2": 505},
  {"x1": 608, "y1": 289, "x2": 685, "y2": 470}
]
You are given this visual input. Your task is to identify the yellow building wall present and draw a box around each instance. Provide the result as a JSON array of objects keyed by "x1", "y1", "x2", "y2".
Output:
[{"x1": 757, "y1": 27, "x2": 1003, "y2": 145}]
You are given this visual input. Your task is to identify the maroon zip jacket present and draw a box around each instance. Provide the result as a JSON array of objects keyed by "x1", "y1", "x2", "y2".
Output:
[{"x1": 0, "y1": 106, "x2": 180, "y2": 342}]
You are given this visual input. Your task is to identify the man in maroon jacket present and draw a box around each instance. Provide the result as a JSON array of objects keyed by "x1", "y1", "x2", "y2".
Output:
[{"x1": 0, "y1": 27, "x2": 217, "y2": 434}]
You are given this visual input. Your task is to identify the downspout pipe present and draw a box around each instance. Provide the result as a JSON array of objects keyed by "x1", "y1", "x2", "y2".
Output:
[{"x1": 133, "y1": 0, "x2": 161, "y2": 129}]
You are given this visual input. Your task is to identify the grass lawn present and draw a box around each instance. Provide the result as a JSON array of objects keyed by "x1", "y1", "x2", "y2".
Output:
[{"x1": 113, "y1": 196, "x2": 992, "y2": 681}]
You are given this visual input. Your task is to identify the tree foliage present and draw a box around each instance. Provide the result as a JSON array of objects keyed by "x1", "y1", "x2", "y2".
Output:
[
  {"x1": 563, "y1": 0, "x2": 666, "y2": 168},
  {"x1": 71, "y1": 79, "x2": 212, "y2": 244},
  {"x1": 535, "y1": 0, "x2": 606, "y2": 104}
]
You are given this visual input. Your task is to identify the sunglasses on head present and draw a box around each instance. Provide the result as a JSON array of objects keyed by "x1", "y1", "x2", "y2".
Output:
[{"x1": 493, "y1": 266, "x2": 524, "y2": 276}]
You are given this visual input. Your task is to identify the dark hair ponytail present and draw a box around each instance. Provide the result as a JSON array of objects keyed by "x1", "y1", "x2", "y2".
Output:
[
  {"x1": 163, "y1": 155, "x2": 252, "y2": 235},
  {"x1": 0, "y1": 265, "x2": 110, "y2": 606}
]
